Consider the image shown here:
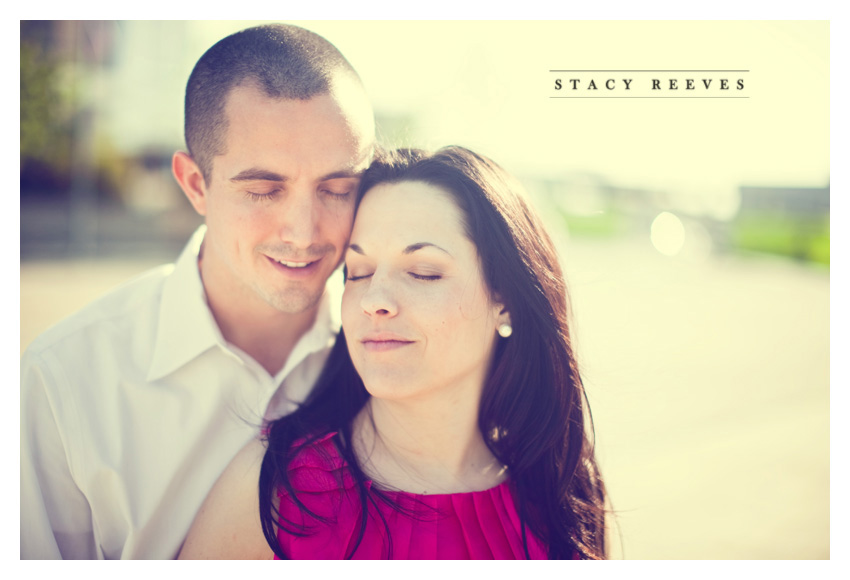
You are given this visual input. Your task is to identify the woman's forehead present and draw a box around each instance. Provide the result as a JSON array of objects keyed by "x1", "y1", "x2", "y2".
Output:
[{"x1": 352, "y1": 181, "x2": 466, "y2": 245}]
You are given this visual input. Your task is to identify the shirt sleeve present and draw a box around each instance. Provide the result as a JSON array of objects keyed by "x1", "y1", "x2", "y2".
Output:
[{"x1": 21, "y1": 349, "x2": 97, "y2": 559}]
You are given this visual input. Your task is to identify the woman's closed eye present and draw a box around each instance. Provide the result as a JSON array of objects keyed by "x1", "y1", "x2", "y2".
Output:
[
  {"x1": 344, "y1": 263, "x2": 372, "y2": 282},
  {"x1": 344, "y1": 270, "x2": 442, "y2": 282},
  {"x1": 409, "y1": 272, "x2": 441, "y2": 281}
]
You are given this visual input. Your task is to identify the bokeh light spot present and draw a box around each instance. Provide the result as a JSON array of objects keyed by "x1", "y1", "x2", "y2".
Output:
[{"x1": 651, "y1": 212, "x2": 685, "y2": 256}]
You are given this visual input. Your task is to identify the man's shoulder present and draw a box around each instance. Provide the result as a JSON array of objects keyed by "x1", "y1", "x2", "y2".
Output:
[{"x1": 24, "y1": 263, "x2": 176, "y2": 360}]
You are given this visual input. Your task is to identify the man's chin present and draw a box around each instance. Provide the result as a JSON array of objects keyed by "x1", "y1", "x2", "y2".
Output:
[{"x1": 263, "y1": 287, "x2": 324, "y2": 315}]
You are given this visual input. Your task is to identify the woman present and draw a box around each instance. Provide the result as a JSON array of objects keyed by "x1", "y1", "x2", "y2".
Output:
[{"x1": 179, "y1": 147, "x2": 606, "y2": 559}]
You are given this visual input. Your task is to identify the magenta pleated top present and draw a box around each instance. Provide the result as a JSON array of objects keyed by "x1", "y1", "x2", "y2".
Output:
[{"x1": 274, "y1": 433, "x2": 548, "y2": 559}]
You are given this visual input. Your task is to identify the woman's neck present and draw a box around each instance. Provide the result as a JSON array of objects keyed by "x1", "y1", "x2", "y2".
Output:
[{"x1": 351, "y1": 395, "x2": 507, "y2": 495}]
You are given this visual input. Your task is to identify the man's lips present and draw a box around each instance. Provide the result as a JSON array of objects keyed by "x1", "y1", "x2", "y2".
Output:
[
  {"x1": 275, "y1": 258, "x2": 313, "y2": 268},
  {"x1": 266, "y1": 255, "x2": 323, "y2": 277}
]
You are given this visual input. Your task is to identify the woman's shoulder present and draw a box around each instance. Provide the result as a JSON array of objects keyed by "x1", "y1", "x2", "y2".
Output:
[
  {"x1": 280, "y1": 432, "x2": 358, "y2": 495},
  {"x1": 179, "y1": 437, "x2": 273, "y2": 559},
  {"x1": 273, "y1": 432, "x2": 366, "y2": 559}
]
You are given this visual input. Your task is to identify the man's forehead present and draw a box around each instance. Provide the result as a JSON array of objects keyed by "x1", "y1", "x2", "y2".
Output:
[
  {"x1": 212, "y1": 83, "x2": 374, "y2": 181},
  {"x1": 327, "y1": 72, "x2": 375, "y2": 137},
  {"x1": 223, "y1": 85, "x2": 373, "y2": 143}
]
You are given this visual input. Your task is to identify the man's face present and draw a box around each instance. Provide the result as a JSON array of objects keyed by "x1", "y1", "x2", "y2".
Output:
[{"x1": 197, "y1": 82, "x2": 374, "y2": 316}]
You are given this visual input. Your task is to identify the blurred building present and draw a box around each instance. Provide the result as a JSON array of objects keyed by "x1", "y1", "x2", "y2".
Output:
[
  {"x1": 731, "y1": 185, "x2": 830, "y2": 263},
  {"x1": 20, "y1": 21, "x2": 422, "y2": 260},
  {"x1": 738, "y1": 185, "x2": 830, "y2": 215},
  {"x1": 21, "y1": 21, "x2": 203, "y2": 259}
]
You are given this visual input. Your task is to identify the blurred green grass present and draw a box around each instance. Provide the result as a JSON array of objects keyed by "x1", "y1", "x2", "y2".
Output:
[
  {"x1": 559, "y1": 207, "x2": 829, "y2": 266},
  {"x1": 562, "y1": 211, "x2": 628, "y2": 237},
  {"x1": 731, "y1": 213, "x2": 829, "y2": 265}
]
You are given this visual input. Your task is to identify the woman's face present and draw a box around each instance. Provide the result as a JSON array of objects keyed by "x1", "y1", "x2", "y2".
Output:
[{"x1": 342, "y1": 180, "x2": 504, "y2": 404}]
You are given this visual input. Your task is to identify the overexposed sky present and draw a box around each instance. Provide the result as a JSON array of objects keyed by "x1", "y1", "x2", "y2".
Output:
[{"x1": 109, "y1": 21, "x2": 829, "y2": 195}]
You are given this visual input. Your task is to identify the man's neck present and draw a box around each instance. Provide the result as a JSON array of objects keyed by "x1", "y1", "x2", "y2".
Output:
[
  {"x1": 199, "y1": 252, "x2": 321, "y2": 377},
  {"x1": 211, "y1": 300, "x2": 318, "y2": 376}
]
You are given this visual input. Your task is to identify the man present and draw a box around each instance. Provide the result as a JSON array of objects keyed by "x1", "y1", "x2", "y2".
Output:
[{"x1": 20, "y1": 23, "x2": 375, "y2": 559}]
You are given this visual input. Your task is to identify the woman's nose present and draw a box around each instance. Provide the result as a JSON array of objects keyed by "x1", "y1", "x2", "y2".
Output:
[{"x1": 360, "y1": 274, "x2": 398, "y2": 317}]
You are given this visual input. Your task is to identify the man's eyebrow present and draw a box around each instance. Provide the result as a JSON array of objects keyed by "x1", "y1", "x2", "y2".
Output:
[
  {"x1": 229, "y1": 168, "x2": 287, "y2": 183},
  {"x1": 229, "y1": 167, "x2": 365, "y2": 183},
  {"x1": 319, "y1": 168, "x2": 365, "y2": 181}
]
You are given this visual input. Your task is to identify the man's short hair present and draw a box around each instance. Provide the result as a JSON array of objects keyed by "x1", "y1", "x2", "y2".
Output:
[{"x1": 185, "y1": 23, "x2": 361, "y2": 181}]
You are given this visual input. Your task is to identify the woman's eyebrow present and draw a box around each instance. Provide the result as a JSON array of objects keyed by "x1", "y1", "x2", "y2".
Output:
[
  {"x1": 347, "y1": 242, "x2": 451, "y2": 256},
  {"x1": 403, "y1": 242, "x2": 451, "y2": 256}
]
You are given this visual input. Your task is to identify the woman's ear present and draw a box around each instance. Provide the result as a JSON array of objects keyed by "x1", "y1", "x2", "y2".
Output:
[
  {"x1": 496, "y1": 312, "x2": 513, "y2": 338},
  {"x1": 172, "y1": 151, "x2": 208, "y2": 217},
  {"x1": 494, "y1": 297, "x2": 512, "y2": 338}
]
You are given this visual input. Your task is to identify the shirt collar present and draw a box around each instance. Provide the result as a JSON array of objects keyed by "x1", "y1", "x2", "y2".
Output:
[
  {"x1": 147, "y1": 226, "x2": 221, "y2": 382},
  {"x1": 146, "y1": 226, "x2": 344, "y2": 383}
]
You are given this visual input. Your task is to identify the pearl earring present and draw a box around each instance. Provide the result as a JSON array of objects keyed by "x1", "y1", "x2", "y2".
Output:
[{"x1": 497, "y1": 323, "x2": 513, "y2": 338}]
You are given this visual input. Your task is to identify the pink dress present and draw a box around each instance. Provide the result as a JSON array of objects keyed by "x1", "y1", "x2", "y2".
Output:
[{"x1": 275, "y1": 433, "x2": 548, "y2": 559}]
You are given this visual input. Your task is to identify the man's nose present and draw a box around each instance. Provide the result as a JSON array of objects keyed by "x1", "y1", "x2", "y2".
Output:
[{"x1": 277, "y1": 189, "x2": 318, "y2": 247}]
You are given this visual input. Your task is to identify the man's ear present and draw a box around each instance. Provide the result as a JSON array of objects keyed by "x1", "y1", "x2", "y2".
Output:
[{"x1": 172, "y1": 151, "x2": 208, "y2": 217}]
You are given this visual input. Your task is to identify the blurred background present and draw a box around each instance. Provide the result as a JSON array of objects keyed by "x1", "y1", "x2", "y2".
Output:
[{"x1": 20, "y1": 21, "x2": 829, "y2": 559}]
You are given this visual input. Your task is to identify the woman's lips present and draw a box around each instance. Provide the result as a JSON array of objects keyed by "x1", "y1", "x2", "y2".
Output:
[{"x1": 361, "y1": 334, "x2": 415, "y2": 352}]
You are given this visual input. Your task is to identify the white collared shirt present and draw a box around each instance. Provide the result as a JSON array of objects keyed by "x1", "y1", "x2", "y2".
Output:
[{"x1": 20, "y1": 226, "x2": 342, "y2": 559}]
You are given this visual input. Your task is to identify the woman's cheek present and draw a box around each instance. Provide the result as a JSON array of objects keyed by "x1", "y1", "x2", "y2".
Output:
[{"x1": 341, "y1": 286, "x2": 362, "y2": 326}]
